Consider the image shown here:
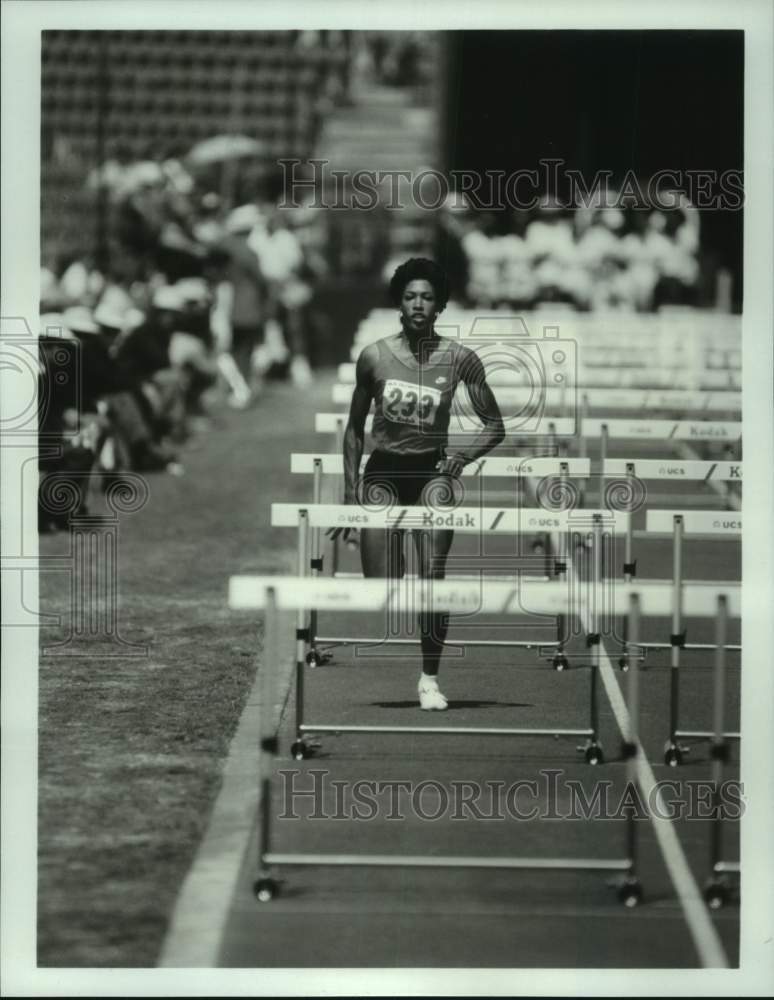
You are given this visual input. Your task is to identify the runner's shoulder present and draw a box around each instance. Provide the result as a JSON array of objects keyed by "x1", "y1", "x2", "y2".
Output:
[
  {"x1": 451, "y1": 339, "x2": 485, "y2": 380},
  {"x1": 354, "y1": 340, "x2": 382, "y2": 381}
]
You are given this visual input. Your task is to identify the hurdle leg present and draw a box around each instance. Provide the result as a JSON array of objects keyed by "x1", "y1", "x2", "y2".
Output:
[
  {"x1": 329, "y1": 418, "x2": 346, "y2": 578},
  {"x1": 551, "y1": 525, "x2": 570, "y2": 671},
  {"x1": 291, "y1": 511, "x2": 312, "y2": 759},
  {"x1": 617, "y1": 463, "x2": 638, "y2": 671},
  {"x1": 664, "y1": 516, "x2": 687, "y2": 766},
  {"x1": 598, "y1": 423, "x2": 608, "y2": 508},
  {"x1": 531, "y1": 424, "x2": 558, "y2": 564},
  {"x1": 307, "y1": 459, "x2": 333, "y2": 667},
  {"x1": 618, "y1": 593, "x2": 643, "y2": 905},
  {"x1": 254, "y1": 586, "x2": 280, "y2": 901},
  {"x1": 577, "y1": 394, "x2": 589, "y2": 505},
  {"x1": 579, "y1": 517, "x2": 603, "y2": 764},
  {"x1": 548, "y1": 463, "x2": 572, "y2": 671},
  {"x1": 704, "y1": 595, "x2": 737, "y2": 908}
]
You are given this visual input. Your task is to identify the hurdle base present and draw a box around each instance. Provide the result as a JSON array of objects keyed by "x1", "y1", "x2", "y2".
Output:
[
  {"x1": 713, "y1": 860, "x2": 740, "y2": 875},
  {"x1": 262, "y1": 851, "x2": 633, "y2": 872},
  {"x1": 635, "y1": 642, "x2": 742, "y2": 652},
  {"x1": 314, "y1": 635, "x2": 561, "y2": 651},
  {"x1": 298, "y1": 723, "x2": 593, "y2": 738},
  {"x1": 675, "y1": 728, "x2": 741, "y2": 741}
]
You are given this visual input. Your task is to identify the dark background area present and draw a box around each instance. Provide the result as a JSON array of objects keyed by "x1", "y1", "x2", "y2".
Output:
[{"x1": 444, "y1": 31, "x2": 744, "y2": 308}]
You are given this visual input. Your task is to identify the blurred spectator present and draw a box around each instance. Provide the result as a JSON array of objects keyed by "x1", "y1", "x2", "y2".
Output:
[
  {"x1": 501, "y1": 233, "x2": 538, "y2": 308},
  {"x1": 248, "y1": 205, "x2": 314, "y2": 387},
  {"x1": 38, "y1": 315, "x2": 98, "y2": 529},
  {"x1": 434, "y1": 192, "x2": 476, "y2": 306},
  {"x1": 105, "y1": 294, "x2": 187, "y2": 445},
  {"x1": 63, "y1": 304, "x2": 179, "y2": 473},
  {"x1": 216, "y1": 203, "x2": 271, "y2": 404},
  {"x1": 449, "y1": 191, "x2": 702, "y2": 313},
  {"x1": 646, "y1": 200, "x2": 700, "y2": 308},
  {"x1": 164, "y1": 279, "x2": 220, "y2": 428}
]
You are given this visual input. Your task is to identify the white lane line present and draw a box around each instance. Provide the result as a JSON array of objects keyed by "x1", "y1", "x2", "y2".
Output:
[
  {"x1": 156, "y1": 682, "x2": 264, "y2": 967},
  {"x1": 569, "y1": 555, "x2": 730, "y2": 969},
  {"x1": 157, "y1": 630, "x2": 295, "y2": 968}
]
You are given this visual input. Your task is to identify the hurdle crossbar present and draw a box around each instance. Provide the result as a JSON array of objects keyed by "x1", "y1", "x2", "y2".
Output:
[
  {"x1": 292, "y1": 453, "x2": 592, "y2": 478},
  {"x1": 582, "y1": 418, "x2": 741, "y2": 442},
  {"x1": 603, "y1": 459, "x2": 743, "y2": 482},
  {"x1": 271, "y1": 501, "x2": 630, "y2": 536},
  {"x1": 274, "y1": 501, "x2": 625, "y2": 663}
]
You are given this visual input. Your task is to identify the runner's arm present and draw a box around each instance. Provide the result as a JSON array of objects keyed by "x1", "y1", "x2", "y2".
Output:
[
  {"x1": 438, "y1": 348, "x2": 505, "y2": 475},
  {"x1": 343, "y1": 345, "x2": 376, "y2": 503}
]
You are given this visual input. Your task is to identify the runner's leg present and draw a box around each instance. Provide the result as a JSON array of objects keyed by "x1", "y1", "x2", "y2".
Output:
[{"x1": 412, "y1": 525, "x2": 454, "y2": 677}]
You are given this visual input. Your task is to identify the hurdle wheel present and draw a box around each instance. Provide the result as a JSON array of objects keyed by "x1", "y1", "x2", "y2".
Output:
[
  {"x1": 704, "y1": 880, "x2": 729, "y2": 910},
  {"x1": 306, "y1": 649, "x2": 326, "y2": 667},
  {"x1": 618, "y1": 655, "x2": 629, "y2": 672},
  {"x1": 617, "y1": 878, "x2": 643, "y2": 908},
  {"x1": 552, "y1": 653, "x2": 569, "y2": 671},
  {"x1": 291, "y1": 740, "x2": 310, "y2": 761},
  {"x1": 585, "y1": 744, "x2": 604, "y2": 766},
  {"x1": 254, "y1": 877, "x2": 278, "y2": 903},
  {"x1": 664, "y1": 745, "x2": 683, "y2": 767}
]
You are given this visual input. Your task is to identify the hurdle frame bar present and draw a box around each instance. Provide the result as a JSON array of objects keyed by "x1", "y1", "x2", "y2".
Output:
[
  {"x1": 246, "y1": 578, "x2": 655, "y2": 905},
  {"x1": 274, "y1": 507, "x2": 627, "y2": 758}
]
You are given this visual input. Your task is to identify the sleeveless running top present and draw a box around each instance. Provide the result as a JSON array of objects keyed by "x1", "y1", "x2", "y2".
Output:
[{"x1": 367, "y1": 333, "x2": 469, "y2": 456}]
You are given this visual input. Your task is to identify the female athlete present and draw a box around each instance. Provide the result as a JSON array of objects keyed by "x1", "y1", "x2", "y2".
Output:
[{"x1": 343, "y1": 258, "x2": 505, "y2": 710}]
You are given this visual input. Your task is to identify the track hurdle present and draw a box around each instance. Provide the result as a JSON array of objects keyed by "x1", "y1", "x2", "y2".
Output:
[
  {"x1": 604, "y1": 457, "x2": 742, "y2": 513},
  {"x1": 603, "y1": 458, "x2": 743, "y2": 484},
  {"x1": 580, "y1": 418, "x2": 742, "y2": 501},
  {"x1": 269, "y1": 503, "x2": 630, "y2": 761},
  {"x1": 228, "y1": 575, "x2": 740, "y2": 906},
  {"x1": 601, "y1": 458, "x2": 743, "y2": 569},
  {"x1": 643, "y1": 510, "x2": 741, "y2": 766},
  {"x1": 273, "y1": 500, "x2": 627, "y2": 666},
  {"x1": 291, "y1": 451, "x2": 591, "y2": 583}
]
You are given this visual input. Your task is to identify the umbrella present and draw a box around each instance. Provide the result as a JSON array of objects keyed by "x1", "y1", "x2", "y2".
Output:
[{"x1": 186, "y1": 134, "x2": 267, "y2": 168}]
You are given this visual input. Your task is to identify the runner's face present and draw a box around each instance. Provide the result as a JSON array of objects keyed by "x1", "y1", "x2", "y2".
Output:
[{"x1": 400, "y1": 279, "x2": 437, "y2": 333}]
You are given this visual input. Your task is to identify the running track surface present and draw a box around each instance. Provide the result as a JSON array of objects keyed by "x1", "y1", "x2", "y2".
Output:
[{"x1": 175, "y1": 372, "x2": 742, "y2": 968}]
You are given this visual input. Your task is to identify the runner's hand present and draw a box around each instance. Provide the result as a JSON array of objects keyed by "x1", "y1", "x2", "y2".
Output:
[
  {"x1": 435, "y1": 455, "x2": 466, "y2": 478},
  {"x1": 324, "y1": 526, "x2": 359, "y2": 547},
  {"x1": 326, "y1": 487, "x2": 360, "y2": 547}
]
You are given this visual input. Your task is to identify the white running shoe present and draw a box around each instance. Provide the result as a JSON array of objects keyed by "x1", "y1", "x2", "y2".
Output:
[{"x1": 418, "y1": 678, "x2": 448, "y2": 711}]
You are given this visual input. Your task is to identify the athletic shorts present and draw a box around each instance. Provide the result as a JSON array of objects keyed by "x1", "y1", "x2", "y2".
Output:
[{"x1": 360, "y1": 449, "x2": 447, "y2": 507}]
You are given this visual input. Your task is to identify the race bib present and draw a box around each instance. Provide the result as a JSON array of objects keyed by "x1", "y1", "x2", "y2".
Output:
[{"x1": 382, "y1": 379, "x2": 442, "y2": 427}]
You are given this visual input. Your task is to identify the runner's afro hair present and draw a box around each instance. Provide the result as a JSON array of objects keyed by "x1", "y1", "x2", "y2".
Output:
[{"x1": 388, "y1": 257, "x2": 450, "y2": 312}]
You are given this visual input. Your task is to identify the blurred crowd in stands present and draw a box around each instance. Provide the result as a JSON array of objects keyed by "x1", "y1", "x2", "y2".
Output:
[
  {"x1": 39, "y1": 152, "x2": 330, "y2": 530},
  {"x1": 434, "y1": 192, "x2": 703, "y2": 312}
]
